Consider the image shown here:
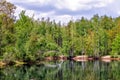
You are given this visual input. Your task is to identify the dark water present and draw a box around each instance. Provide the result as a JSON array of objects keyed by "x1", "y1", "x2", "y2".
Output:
[{"x1": 0, "y1": 60, "x2": 120, "y2": 80}]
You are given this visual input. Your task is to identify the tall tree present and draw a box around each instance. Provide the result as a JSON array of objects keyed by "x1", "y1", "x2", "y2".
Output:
[
  {"x1": 111, "y1": 34, "x2": 120, "y2": 56},
  {"x1": 0, "y1": 0, "x2": 16, "y2": 60}
]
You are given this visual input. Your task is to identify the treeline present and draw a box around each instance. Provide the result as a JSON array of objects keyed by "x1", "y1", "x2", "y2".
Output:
[{"x1": 0, "y1": 0, "x2": 120, "y2": 62}]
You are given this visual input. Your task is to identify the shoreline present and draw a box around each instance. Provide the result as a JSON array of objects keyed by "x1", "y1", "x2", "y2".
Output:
[{"x1": 0, "y1": 55, "x2": 120, "y2": 67}]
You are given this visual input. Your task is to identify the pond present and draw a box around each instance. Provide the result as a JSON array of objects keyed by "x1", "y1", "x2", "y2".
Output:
[{"x1": 0, "y1": 60, "x2": 120, "y2": 80}]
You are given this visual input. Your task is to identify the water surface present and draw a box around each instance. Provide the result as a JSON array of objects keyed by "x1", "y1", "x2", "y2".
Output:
[{"x1": 0, "y1": 60, "x2": 120, "y2": 80}]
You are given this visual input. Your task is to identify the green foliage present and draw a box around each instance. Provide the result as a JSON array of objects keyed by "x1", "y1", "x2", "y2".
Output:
[
  {"x1": 0, "y1": 0, "x2": 16, "y2": 61},
  {"x1": 111, "y1": 34, "x2": 120, "y2": 56},
  {"x1": 1, "y1": 1, "x2": 120, "y2": 61},
  {"x1": 14, "y1": 11, "x2": 33, "y2": 60}
]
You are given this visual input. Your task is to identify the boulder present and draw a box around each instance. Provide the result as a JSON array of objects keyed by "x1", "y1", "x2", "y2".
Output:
[{"x1": 72, "y1": 55, "x2": 88, "y2": 61}]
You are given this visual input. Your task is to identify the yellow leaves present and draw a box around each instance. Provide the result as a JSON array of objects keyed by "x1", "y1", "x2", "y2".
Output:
[
  {"x1": 107, "y1": 24, "x2": 120, "y2": 41},
  {"x1": 14, "y1": 61, "x2": 26, "y2": 65},
  {"x1": 30, "y1": 35, "x2": 38, "y2": 42},
  {"x1": 85, "y1": 31, "x2": 95, "y2": 46},
  {"x1": 0, "y1": 61, "x2": 6, "y2": 67}
]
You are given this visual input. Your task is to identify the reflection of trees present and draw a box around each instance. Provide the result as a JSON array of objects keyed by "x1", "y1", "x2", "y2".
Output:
[
  {"x1": 0, "y1": 61, "x2": 120, "y2": 80},
  {"x1": 44, "y1": 60, "x2": 64, "y2": 80},
  {"x1": 44, "y1": 60, "x2": 63, "y2": 69}
]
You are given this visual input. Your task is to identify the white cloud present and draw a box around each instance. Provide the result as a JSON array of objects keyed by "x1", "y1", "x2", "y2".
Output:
[
  {"x1": 34, "y1": 11, "x2": 55, "y2": 19},
  {"x1": 7, "y1": 0, "x2": 51, "y2": 6},
  {"x1": 25, "y1": 10, "x2": 35, "y2": 17},
  {"x1": 8, "y1": 0, "x2": 115, "y2": 11},
  {"x1": 51, "y1": 15, "x2": 73, "y2": 23},
  {"x1": 14, "y1": 5, "x2": 35, "y2": 19},
  {"x1": 7, "y1": 0, "x2": 119, "y2": 23},
  {"x1": 54, "y1": 0, "x2": 82, "y2": 11},
  {"x1": 15, "y1": 6, "x2": 55, "y2": 19},
  {"x1": 14, "y1": 6, "x2": 25, "y2": 19},
  {"x1": 53, "y1": 0, "x2": 115, "y2": 11},
  {"x1": 118, "y1": 11, "x2": 120, "y2": 15}
]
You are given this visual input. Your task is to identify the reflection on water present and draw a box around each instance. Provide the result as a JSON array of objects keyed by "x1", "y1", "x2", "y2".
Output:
[{"x1": 0, "y1": 61, "x2": 120, "y2": 80}]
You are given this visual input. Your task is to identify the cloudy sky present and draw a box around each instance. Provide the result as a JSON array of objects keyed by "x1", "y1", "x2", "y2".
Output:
[{"x1": 7, "y1": 0, "x2": 120, "y2": 23}]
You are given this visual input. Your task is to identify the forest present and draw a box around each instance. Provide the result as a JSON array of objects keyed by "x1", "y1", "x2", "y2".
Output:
[{"x1": 0, "y1": 0, "x2": 120, "y2": 63}]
